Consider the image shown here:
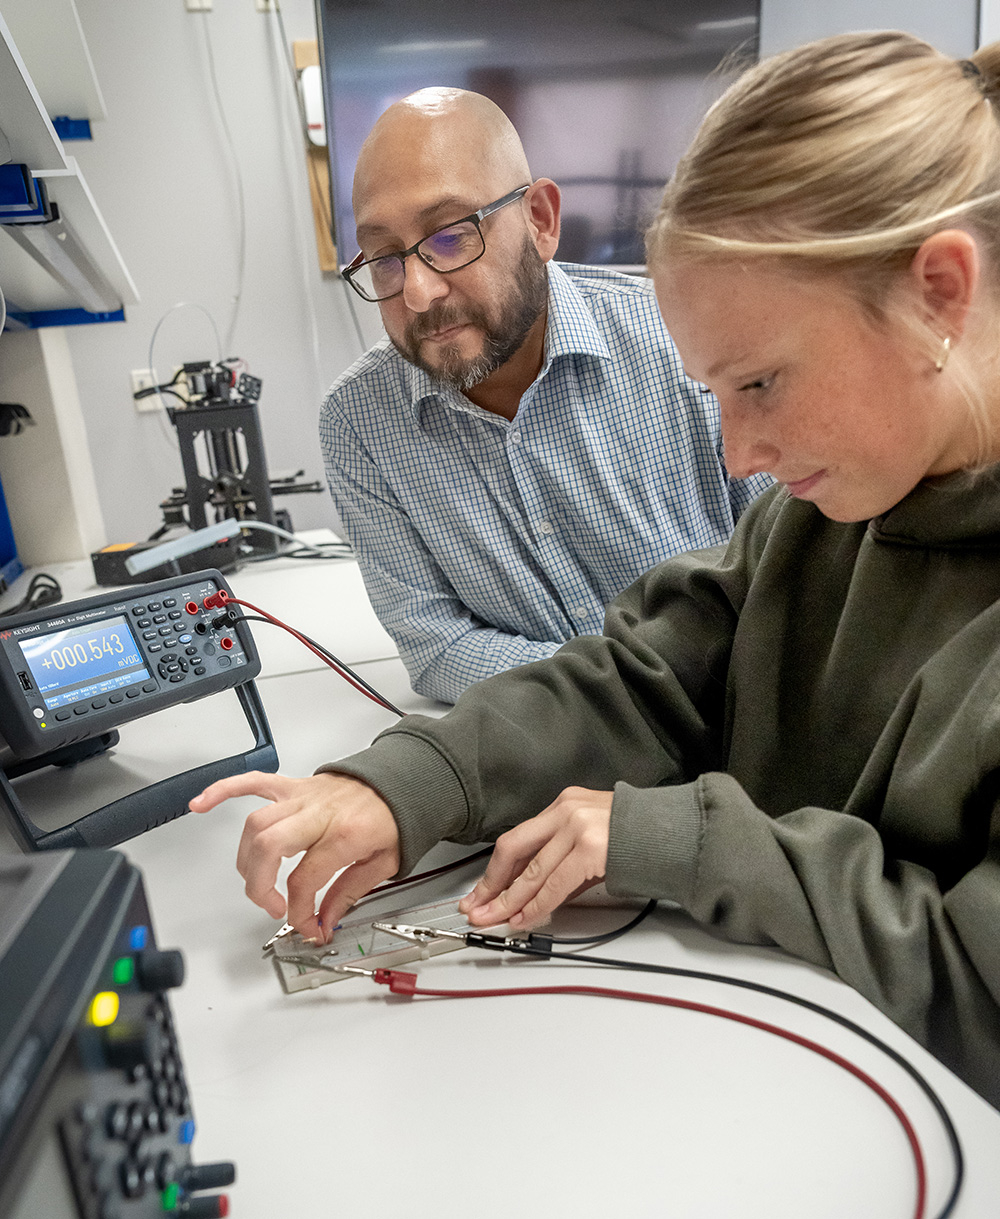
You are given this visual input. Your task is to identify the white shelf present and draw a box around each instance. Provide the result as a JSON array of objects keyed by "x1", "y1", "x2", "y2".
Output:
[
  {"x1": 0, "y1": 7, "x2": 137, "y2": 317},
  {"x1": 0, "y1": 0, "x2": 106, "y2": 123}
]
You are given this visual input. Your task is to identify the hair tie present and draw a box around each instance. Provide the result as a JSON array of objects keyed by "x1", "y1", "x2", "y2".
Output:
[{"x1": 960, "y1": 59, "x2": 984, "y2": 87}]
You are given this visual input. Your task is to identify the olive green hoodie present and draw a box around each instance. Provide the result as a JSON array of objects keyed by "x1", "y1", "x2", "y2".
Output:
[{"x1": 326, "y1": 469, "x2": 1000, "y2": 1107}]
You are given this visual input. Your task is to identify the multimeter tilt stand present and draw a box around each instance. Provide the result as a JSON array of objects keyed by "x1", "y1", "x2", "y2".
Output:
[{"x1": 0, "y1": 569, "x2": 277, "y2": 852}]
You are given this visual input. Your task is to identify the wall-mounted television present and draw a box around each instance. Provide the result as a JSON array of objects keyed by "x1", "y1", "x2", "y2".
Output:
[{"x1": 316, "y1": 1, "x2": 760, "y2": 268}]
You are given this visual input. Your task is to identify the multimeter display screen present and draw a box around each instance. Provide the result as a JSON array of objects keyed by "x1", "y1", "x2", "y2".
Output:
[{"x1": 18, "y1": 615, "x2": 150, "y2": 709}]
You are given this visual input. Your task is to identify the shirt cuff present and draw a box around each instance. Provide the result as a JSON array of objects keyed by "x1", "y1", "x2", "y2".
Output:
[
  {"x1": 315, "y1": 732, "x2": 470, "y2": 876},
  {"x1": 606, "y1": 778, "x2": 704, "y2": 906}
]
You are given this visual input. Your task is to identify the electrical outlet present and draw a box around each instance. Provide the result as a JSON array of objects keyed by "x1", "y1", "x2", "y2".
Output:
[
  {"x1": 131, "y1": 369, "x2": 161, "y2": 412},
  {"x1": 186, "y1": 0, "x2": 212, "y2": 11}
]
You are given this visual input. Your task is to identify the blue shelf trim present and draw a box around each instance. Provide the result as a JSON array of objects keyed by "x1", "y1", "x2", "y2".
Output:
[{"x1": 4, "y1": 306, "x2": 126, "y2": 329}]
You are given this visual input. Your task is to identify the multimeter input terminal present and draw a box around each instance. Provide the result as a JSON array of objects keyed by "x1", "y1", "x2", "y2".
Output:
[
  {"x1": 185, "y1": 602, "x2": 199, "y2": 616},
  {"x1": 220, "y1": 637, "x2": 234, "y2": 651},
  {"x1": 194, "y1": 621, "x2": 209, "y2": 635},
  {"x1": 211, "y1": 611, "x2": 239, "y2": 630}
]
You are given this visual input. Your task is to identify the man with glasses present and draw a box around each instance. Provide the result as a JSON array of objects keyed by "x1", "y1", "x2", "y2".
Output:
[{"x1": 322, "y1": 87, "x2": 770, "y2": 703}]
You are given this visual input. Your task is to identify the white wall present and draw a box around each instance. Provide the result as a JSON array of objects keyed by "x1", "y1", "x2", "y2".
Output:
[
  {"x1": 60, "y1": 0, "x2": 384, "y2": 546},
  {"x1": 760, "y1": 0, "x2": 978, "y2": 57}
]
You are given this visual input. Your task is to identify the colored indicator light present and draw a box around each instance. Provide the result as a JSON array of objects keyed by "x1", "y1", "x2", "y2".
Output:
[
  {"x1": 113, "y1": 957, "x2": 134, "y2": 985},
  {"x1": 88, "y1": 991, "x2": 120, "y2": 1027},
  {"x1": 129, "y1": 925, "x2": 149, "y2": 950},
  {"x1": 178, "y1": 1119, "x2": 195, "y2": 1144},
  {"x1": 161, "y1": 1182, "x2": 180, "y2": 1210}
]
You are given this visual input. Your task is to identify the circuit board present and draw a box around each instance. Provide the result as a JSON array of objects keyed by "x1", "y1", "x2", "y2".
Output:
[{"x1": 267, "y1": 896, "x2": 511, "y2": 993}]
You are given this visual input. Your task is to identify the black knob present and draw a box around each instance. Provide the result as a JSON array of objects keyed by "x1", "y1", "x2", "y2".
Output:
[
  {"x1": 182, "y1": 1161, "x2": 236, "y2": 1191},
  {"x1": 178, "y1": 1195, "x2": 230, "y2": 1218},
  {"x1": 103, "y1": 1020, "x2": 165, "y2": 1073},
  {"x1": 137, "y1": 948, "x2": 185, "y2": 992}
]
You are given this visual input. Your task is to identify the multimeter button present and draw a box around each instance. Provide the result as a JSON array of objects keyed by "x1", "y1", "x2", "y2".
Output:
[
  {"x1": 142, "y1": 682, "x2": 156, "y2": 693},
  {"x1": 55, "y1": 709, "x2": 72, "y2": 720},
  {"x1": 173, "y1": 622, "x2": 187, "y2": 633},
  {"x1": 142, "y1": 630, "x2": 157, "y2": 640},
  {"x1": 92, "y1": 698, "x2": 108, "y2": 709},
  {"x1": 185, "y1": 647, "x2": 198, "y2": 656},
  {"x1": 148, "y1": 644, "x2": 162, "y2": 653},
  {"x1": 105, "y1": 1102, "x2": 130, "y2": 1139},
  {"x1": 153, "y1": 614, "x2": 167, "y2": 624},
  {"x1": 131, "y1": 606, "x2": 144, "y2": 616},
  {"x1": 74, "y1": 705, "x2": 88, "y2": 715},
  {"x1": 169, "y1": 674, "x2": 185, "y2": 683},
  {"x1": 168, "y1": 610, "x2": 182, "y2": 620},
  {"x1": 164, "y1": 640, "x2": 178, "y2": 649},
  {"x1": 147, "y1": 601, "x2": 162, "y2": 612},
  {"x1": 126, "y1": 688, "x2": 141, "y2": 698},
  {"x1": 194, "y1": 666, "x2": 207, "y2": 675},
  {"x1": 119, "y1": 1158, "x2": 144, "y2": 1199},
  {"x1": 137, "y1": 618, "x2": 152, "y2": 628},
  {"x1": 178, "y1": 633, "x2": 192, "y2": 643},
  {"x1": 158, "y1": 626, "x2": 172, "y2": 636},
  {"x1": 217, "y1": 656, "x2": 232, "y2": 668},
  {"x1": 164, "y1": 597, "x2": 177, "y2": 607},
  {"x1": 109, "y1": 693, "x2": 124, "y2": 704}
]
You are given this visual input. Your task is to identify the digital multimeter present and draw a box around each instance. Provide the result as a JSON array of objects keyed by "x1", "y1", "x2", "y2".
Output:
[{"x1": 0, "y1": 569, "x2": 277, "y2": 852}]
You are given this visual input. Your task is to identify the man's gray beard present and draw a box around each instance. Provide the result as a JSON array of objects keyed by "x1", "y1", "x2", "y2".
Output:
[{"x1": 393, "y1": 236, "x2": 548, "y2": 390}]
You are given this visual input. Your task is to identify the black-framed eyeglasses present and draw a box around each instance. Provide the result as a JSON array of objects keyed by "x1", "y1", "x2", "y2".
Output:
[{"x1": 342, "y1": 185, "x2": 531, "y2": 302}]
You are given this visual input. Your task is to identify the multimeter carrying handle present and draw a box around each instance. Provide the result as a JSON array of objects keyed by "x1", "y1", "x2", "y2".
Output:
[{"x1": 0, "y1": 568, "x2": 278, "y2": 853}]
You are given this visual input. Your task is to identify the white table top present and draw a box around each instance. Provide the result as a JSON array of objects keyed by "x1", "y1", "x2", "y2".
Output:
[{"x1": 3, "y1": 548, "x2": 1000, "y2": 1218}]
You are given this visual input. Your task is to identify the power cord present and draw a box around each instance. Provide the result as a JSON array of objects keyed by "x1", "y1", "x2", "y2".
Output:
[{"x1": 0, "y1": 572, "x2": 62, "y2": 618}]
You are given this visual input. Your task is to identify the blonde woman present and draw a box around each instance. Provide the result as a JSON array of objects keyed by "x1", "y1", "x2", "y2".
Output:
[{"x1": 195, "y1": 32, "x2": 1000, "y2": 1105}]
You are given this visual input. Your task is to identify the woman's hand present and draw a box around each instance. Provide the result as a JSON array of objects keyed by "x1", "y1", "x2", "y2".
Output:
[
  {"x1": 190, "y1": 770, "x2": 400, "y2": 942},
  {"x1": 458, "y1": 786, "x2": 613, "y2": 929}
]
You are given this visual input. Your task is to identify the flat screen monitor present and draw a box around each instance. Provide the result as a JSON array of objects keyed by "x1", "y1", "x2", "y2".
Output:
[{"x1": 316, "y1": 0, "x2": 760, "y2": 268}]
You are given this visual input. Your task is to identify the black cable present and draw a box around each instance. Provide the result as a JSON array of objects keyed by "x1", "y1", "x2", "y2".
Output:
[
  {"x1": 246, "y1": 542, "x2": 354, "y2": 564},
  {"x1": 0, "y1": 572, "x2": 62, "y2": 618},
  {"x1": 233, "y1": 613, "x2": 404, "y2": 716},
  {"x1": 547, "y1": 897, "x2": 657, "y2": 947},
  {"x1": 463, "y1": 931, "x2": 963, "y2": 1219},
  {"x1": 133, "y1": 385, "x2": 189, "y2": 404}
]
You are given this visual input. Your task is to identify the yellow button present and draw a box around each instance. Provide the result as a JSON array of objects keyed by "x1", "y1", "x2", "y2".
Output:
[{"x1": 88, "y1": 991, "x2": 120, "y2": 1027}]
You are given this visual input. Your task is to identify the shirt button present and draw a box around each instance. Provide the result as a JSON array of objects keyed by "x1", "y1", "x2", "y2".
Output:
[
  {"x1": 574, "y1": 607, "x2": 588, "y2": 618},
  {"x1": 510, "y1": 432, "x2": 521, "y2": 444},
  {"x1": 538, "y1": 520, "x2": 554, "y2": 536}
]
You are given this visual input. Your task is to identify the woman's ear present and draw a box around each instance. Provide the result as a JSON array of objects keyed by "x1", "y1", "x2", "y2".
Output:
[
  {"x1": 523, "y1": 178, "x2": 561, "y2": 262},
  {"x1": 909, "y1": 229, "x2": 980, "y2": 343}
]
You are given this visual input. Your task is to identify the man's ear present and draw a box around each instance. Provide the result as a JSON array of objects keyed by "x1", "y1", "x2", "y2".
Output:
[
  {"x1": 523, "y1": 178, "x2": 561, "y2": 262},
  {"x1": 909, "y1": 229, "x2": 980, "y2": 343}
]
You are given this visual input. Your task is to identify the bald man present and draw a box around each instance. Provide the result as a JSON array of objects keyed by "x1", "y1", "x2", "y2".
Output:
[{"x1": 321, "y1": 88, "x2": 770, "y2": 703}]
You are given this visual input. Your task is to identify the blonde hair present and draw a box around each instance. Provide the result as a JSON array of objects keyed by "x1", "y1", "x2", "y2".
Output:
[
  {"x1": 648, "y1": 32, "x2": 1000, "y2": 289},
  {"x1": 646, "y1": 30, "x2": 1000, "y2": 457}
]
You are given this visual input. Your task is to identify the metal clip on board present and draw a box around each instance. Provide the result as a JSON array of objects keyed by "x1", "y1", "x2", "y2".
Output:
[{"x1": 0, "y1": 568, "x2": 277, "y2": 851}]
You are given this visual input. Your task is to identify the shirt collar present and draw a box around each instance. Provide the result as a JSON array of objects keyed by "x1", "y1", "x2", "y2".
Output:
[{"x1": 408, "y1": 261, "x2": 612, "y2": 422}]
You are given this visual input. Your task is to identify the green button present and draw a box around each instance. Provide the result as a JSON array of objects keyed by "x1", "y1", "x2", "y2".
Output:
[
  {"x1": 161, "y1": 1182, "x2": 180, "y2": 1211},
  {"x1": 112, "y1": 956, "x2": 134, "y2": 985}
]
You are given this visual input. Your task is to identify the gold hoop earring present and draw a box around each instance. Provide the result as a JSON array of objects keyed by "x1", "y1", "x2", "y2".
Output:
[{"x1": 935, "y1": 335, "x2": 951, "y2": 373}]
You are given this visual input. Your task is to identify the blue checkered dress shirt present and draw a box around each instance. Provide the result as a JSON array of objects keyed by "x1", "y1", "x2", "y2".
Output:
[{"x1": 320, "y1": 262, "x2": 772, "y2": 703}]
